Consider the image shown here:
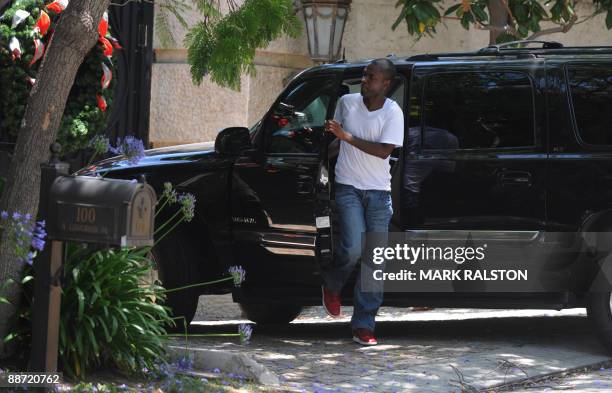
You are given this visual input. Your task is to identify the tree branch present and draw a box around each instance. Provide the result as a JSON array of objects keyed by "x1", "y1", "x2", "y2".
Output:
[
  {"x1": 477, "y1": 23, "x2": 520, "y2": 37},
  {"x1": 500, "y1": 0, "x2": 515, "y2": 21},
  {"x1": 527, "y1": 14, "x2": 578, "y2": 40}
]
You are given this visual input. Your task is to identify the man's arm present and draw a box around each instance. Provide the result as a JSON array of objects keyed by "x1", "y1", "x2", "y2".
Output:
[{"x1": 325, "y1": 120, "x2": 395, "y2": 159}]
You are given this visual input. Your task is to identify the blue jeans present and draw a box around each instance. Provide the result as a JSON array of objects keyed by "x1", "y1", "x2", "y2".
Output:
[{"x1": 322, "y1": 182, "x2": 393, "y2": 331}]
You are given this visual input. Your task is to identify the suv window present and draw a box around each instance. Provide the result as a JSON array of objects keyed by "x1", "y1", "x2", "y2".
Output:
[
  {"x1": 422, "y1": 71, "x2": 535, "y2": 150},
  {"x1": 265, "y1": 77, "x2": 338, "y2": 154},
  {"x1": 567, "y1": 64, "x2": 612, "y2": 146},
  {"x1": 340, "y1": 75, "x2": 405, "y2": 109}
]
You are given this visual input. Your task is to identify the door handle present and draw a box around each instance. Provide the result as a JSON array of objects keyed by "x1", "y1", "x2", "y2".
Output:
[{"x1": 498, "y1": 171, "x2": 532, "y2": 187}]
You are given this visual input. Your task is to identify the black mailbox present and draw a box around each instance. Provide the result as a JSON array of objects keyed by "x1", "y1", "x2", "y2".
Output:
[{"x1": 47, "y1": 176, "x2": 156, "y2": 247}]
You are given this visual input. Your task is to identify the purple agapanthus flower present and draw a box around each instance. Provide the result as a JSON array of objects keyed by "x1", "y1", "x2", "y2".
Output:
[
  {"x1": 89, "y1": 134, "x2": 111, "y2": 155},
  {"x1": 228, "y1": 266, "x2": 246, "y2": 287},
  {"x1": 178, "y1": 193, "x2": 196, "y2": 222},
  {"x1": 110, "y1": 136, "x2": 145, "y2": 165},
  {"x1": 176, "y1": 356, "x2": 193, "y2": 371},
  {"x1": 31, "y1": 220, "x2": 46, "y2": 252},
  {"x1": 1, "y1": 212, "x2": 47, "y2": 266},
  {"x1": 238, "y1": 323, "x2": 253, "y2": 344},
  {"x1": 162, "y1": 182, "x2": 178, "y2": 204}
]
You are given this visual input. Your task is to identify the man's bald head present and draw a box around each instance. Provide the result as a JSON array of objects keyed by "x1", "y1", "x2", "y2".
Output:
[{"x1": 370, "y1": 58, "x2": 397, "y2": 82}]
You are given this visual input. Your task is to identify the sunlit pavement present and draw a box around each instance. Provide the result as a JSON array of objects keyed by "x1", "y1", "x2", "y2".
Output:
[{"x1": 184, "y1": 295, "x2": 612, "y2": 392}]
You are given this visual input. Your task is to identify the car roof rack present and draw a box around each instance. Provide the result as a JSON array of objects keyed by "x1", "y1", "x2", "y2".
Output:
[
  {"x1": 406, "y1": 41, "x2": 612, "y2": 61},
  {"x1": 478, "y1": 40, "x2": 563, "y2": 54}
]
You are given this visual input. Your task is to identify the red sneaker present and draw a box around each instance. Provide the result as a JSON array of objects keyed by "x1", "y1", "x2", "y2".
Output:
[
  {"x1": 322, "y1": 286, "x2": 342, "y2": 318},
  {"x1": 352, "y1": 328, "x2": 378, "y2": 346}
]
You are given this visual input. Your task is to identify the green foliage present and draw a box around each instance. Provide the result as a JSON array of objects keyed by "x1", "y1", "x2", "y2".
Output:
[
  {"x1": 394, "y1": 0, "x2": 612, "y2": 43},
  {"x1": 156, "y1": 0, "x2": 222, "y2": 48},
  {"x1": 59, "y1": 244, "x2": 173, "y2": 378},
  {"x1": 393, "y1": 0, "x2": 444, "y2": 37},
  {"x1": 0, "y1": 0, "x2": 116, "y2": 156},
  {"x1": 185, "y1": 0, "x2": 301, "y2": 90},
  {"x1": 0, "y1": 246, "x2": 173, "y2": 379}
]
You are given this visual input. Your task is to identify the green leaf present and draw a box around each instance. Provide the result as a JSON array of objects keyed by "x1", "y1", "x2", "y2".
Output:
[
  {"x1": 445, "y1": 4, "x2": 462, "y2": 16},
  {"x1": 472, "y1": 5, "x2": 488, "y2": 22},
  {"x1": 3, "y1": 332, "x2": 17, "y2": 343},
  {"x1": 412, "y1": 4, "x2": 430, "y2": 22},
  {"x1": 75, "y1": 287, "x2": 85, "y2": 321},
  {"x1": 84, "y1": 324, "x2": 99, "y2": 356},
  {"x1": 20, "y1": 275, "x2": 34, "y2": 285},
  {"x1": 392, "y1": 6, "x2": 409, "y2": 30},
  {"x1": 607, "y1": 10, "x2": 612, "y2": 29},
  {"x1": 97, "y1": 317, "x2": 112, "y2": 342}
]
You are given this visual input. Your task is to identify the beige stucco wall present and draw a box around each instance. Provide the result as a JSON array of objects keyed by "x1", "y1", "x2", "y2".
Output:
[
  {"x1": 149, "y1": 0, "x2": 612, "y2": 146},
  {"x1": 149, "y1": 64, "x2": 249, "y2": 143}
]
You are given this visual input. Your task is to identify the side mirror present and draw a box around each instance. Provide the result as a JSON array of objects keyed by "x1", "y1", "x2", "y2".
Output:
[{"x1": 215, "y1": 127, "x2": 251, "y2": 156}]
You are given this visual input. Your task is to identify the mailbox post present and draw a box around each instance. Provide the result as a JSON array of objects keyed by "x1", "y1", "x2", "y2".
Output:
[
  {"x1": 29, "y1": 143, "x2": 69, "y2": 373},
  {"x1": 29, "y1": 145, "x2": 156, "y2": 374}
]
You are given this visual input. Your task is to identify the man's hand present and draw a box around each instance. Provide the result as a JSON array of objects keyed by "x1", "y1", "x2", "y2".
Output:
[
  {"x1": 324, "y1": 120, "x2": 397, "y2": 159},
  {"x1": 325, "y1": 120, "x2": 350, "y2": 141}
]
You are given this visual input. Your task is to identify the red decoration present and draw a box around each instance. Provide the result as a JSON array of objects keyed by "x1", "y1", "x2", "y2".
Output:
[
  {"x1": 9, "y1": 37, "x2": 21, "y2": 61},
  {"x1": 101, "y1": 62, "x2": 112, "y2": 90},
  {"x1": 98, "y1": 11, "x2": 108, "y2": 37},
  {"x1": 35, "y1": 10, "x2": 51, "y2": 36},
  {"x1": 107, "y1": 36, "x2": 122, "y2": 49},
  {"x1": 96, "y1": 93, "x2": 107, "y2": 112},
  {"x1": 46, "y1": 0, "x2": 68, "y2": 14},
  {"x1": 99, "y1": 36, "x2": 113, "y2": 57},
  {"x1": 25, "y1": 76, "x2": 36, "y2": 86},
  {"x1": 29, "y1": 38, "x2": 45, "y2": 67}
]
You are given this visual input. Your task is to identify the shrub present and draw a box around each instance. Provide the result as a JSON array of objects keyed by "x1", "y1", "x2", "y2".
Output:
[
  {"x1": 0, "y1": 0, "x2": 117, "y2": 156},
  {"x1": 59, "y1": 245, "x2": 173, "y2": 378}
]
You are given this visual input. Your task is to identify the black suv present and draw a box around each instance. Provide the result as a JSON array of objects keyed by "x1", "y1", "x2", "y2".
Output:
[{"x1": 79, "y1": 41, "x2": 612, "y2": 350}]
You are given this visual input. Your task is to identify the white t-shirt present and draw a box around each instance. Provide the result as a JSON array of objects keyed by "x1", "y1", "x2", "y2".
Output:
[{"x1": 333, "y1": 93, "x2": 404, "y2": 191}]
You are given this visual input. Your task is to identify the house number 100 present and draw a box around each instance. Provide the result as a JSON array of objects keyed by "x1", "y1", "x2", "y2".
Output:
[{"x1": 76, "y1": 207, "x2": 96, "y2": 224}]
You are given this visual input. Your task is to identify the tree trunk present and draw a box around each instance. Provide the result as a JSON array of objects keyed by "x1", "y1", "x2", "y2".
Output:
[
  {"x1": 0, "y1": 0, "x2": 110, "y2": 359},
  {"x1": 487, "y1": 0, "x2": 510, "y2": 45}
]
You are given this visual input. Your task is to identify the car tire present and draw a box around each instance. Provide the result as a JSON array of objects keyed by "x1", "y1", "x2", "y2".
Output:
[
  {"x1": 586, "y1": 292, "x2": 612, "y2": 352},
  {"x1": 238, "y1": 303, "x2": 303, "y2": 325},
  {"x1": 150, "y1": 248, "x2": 199, "y2": 333}
]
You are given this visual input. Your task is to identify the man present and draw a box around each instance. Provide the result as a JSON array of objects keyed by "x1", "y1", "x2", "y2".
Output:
[{"x1": 322, "y1": 58, "x2": 404, "y2": 346}]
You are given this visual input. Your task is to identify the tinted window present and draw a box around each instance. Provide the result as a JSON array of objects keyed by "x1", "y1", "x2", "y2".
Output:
[
  {"x1": 422, "y1": 71, "x2": 534, "y2": 150},
  {"x1": 568, "y1": 65, "x2": 612, "y2": 145},
  {"x1": 341, "y1": 76, "x2": 405, "y2": 108},
  {"x1": 265, "y1": 78, "x2": 337, "y2": 154}
]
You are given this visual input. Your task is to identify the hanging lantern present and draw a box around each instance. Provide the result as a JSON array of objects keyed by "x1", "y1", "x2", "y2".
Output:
[{"x1": 300, "y1": 0, "x2": 351, "y2": 63}]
